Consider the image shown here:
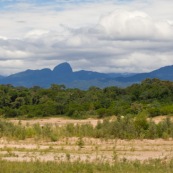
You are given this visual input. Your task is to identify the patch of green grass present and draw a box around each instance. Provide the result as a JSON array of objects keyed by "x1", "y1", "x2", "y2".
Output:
[{"x1": 0, "y1": 159, "x2": 173, "y2": 173}]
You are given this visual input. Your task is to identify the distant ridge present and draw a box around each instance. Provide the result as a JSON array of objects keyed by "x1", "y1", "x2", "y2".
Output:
[
  {"x1": 0, "y1": 63, "x2": 173, "y2": 89},
  {"x1": 116, "y1": 65, "x2": 173, "y2": 83}
]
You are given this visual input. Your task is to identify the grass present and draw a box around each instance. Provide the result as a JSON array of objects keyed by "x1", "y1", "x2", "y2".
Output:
[{"x1": 0, "y1": 159, "x2": 173, "y2": 173}]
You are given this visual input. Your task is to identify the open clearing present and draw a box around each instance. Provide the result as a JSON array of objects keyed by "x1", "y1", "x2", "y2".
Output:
[
  {"x1": 8, "y1": 117, "x2": 103, "y2": 127},
  {"x1": 1, "y1": 116, "x2": 173, "y2": 163},
  {"x1": 0, "y1": 138, "x2": 173, "y2": 163}
]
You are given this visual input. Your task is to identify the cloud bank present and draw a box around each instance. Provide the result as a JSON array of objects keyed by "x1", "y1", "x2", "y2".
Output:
[{"x1": 0, "y1": 0, "x2": 173, "y2": 75}]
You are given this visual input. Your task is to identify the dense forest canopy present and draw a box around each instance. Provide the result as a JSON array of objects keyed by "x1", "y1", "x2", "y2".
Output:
[{"x1": 0, "y1": 78, "x2": 173, "y2": 119}]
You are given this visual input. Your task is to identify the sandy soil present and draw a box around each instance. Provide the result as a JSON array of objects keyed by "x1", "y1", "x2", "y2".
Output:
[
  {"x1": 148, "y1": 116, "x2": 173, "y2": 124},
  {"x1": 8, "y1": 117, "x2": 103, "y2": 127},
  {"x1": 0, "y1": 138, "x2": 173, "y2": 163},
  {"x1": 7, "y1": 115, "x2": 173, "y2": 127}
]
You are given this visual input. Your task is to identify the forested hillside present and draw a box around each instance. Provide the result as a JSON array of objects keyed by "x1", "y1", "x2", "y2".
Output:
[{"x1": 0, "y1": 78, "x2": 173, "y2": 118}]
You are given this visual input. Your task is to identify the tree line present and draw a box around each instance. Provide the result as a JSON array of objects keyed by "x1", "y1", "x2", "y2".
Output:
[{"x1": 0, "y1": 78, "x2": 173, "y2": 118}]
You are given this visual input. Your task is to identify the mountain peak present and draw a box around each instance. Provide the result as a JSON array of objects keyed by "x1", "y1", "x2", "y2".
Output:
[{"x1": 53, "y1": 62, "x2": 73, "y2": 74}]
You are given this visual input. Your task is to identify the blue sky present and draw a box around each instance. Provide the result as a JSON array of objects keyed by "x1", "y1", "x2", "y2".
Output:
[
  {"x1": 0, "y1": 0, "x2": 128, "y2": 10},
  {"x1": 0, "y1": 0, "x2": 173, "y2": 75},
  {"x1": 0, "y1": 0, "x2": 110, "y2": 6}
]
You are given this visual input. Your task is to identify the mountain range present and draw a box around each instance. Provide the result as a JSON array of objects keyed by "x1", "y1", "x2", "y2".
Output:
[{"x1": 0, "y1": 62, "x2": 172, "y2": 89}]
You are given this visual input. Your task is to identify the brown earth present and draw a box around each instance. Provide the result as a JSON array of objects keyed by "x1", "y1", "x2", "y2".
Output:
[
  {"x1": 148, "y1": 115, "x2": 173, "y2": 124},
  {"x1": 0, "y1": 137, "x2": 173, "y2": 163},
  {"x1": 8, "y1": 117, "x2": 103, "y2": 127},
  {"x1": 7, "y1": 115, "x2": 173, "y2": 127}
]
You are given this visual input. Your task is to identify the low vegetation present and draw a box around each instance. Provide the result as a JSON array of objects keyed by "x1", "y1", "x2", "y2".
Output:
[
  {"x1": 0, "y1": 114, "x2": 173, "y2": 140},
  {"x1": 0, "y1": 159, "x2": 173, "y2": 173}
]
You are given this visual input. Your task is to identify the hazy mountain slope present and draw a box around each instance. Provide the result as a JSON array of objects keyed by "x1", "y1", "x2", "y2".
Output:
[
  {"x1": 0, "y1": 63, "x2": 173, "y2": 89},
  {"x1": 116, "y1": 65, "x2": 173, "y2": 83}
]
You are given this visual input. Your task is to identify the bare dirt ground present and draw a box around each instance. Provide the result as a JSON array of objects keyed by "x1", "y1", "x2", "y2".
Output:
[
  {"x1": 8, "y1": 117, "x2": 103, "y2": 127},
  {"x1": 7, "y1": 115, "x2": 172, "y2": 127},
  {"x1": 149, "y1": 116, "x2": 173, "y2": 124},
  {"x1": 0, "y1": 137, "x2": 173, "y2": 163}
]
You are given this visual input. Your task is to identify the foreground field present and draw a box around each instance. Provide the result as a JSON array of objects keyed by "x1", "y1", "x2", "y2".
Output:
[
  {"x1": 0, "y1": 137, "x2": 173, "y2": 163},
  {"x1": 1, "y1": 116, "x2": 173, "y2": 162},
  {"x1": 1, "y1": 117, "x2": 173, "y2": 172}
]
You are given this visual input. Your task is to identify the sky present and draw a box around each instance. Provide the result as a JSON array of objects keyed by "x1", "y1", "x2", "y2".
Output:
[{"x1": 0, "y1": 0, "x2": 173, "y2": 75}]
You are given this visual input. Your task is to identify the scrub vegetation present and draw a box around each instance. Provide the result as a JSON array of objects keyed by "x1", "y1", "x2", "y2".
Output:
[{"x1": 0, "y1": 115, "x2": 173, "y2": 140}]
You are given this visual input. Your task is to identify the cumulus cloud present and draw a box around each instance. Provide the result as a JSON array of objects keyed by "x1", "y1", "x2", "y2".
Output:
[{"x1": 99, "y1": 10, "x2": 173, "y2": 41}]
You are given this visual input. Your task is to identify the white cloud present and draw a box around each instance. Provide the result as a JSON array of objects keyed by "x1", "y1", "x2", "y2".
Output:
[
  {"x1": 99, "y1": 10, "x2": 173, "y2": 41},
  {"x1": 25, "y1": 29, "x2": 49, "y2": 39},
  {"x1": 0, "y1": 0, "x2": 173, "y2": 75}
]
